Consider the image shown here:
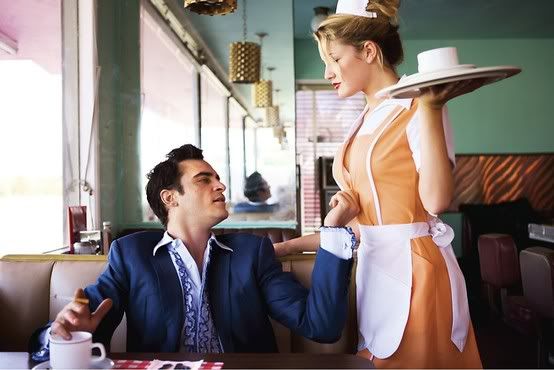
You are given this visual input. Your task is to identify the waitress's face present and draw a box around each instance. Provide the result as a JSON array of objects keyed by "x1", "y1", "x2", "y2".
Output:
[{"x1": 319, "y1": 40, "x2": 372, "y2": 98}]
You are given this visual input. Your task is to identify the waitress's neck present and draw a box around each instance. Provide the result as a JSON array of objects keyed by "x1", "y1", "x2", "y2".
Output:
[{"x1": 363, "y1": 67, "x2": 399, "y2": 107}]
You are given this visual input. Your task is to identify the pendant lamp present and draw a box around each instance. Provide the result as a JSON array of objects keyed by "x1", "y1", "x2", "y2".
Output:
[{"x1": 229, "y1": 0, "x2": 260, "y2": 83}]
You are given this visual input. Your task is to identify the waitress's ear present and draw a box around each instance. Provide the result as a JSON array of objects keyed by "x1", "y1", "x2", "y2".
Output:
[{"x1": 361, "y1": 41, "x2": 380, "y2": 65}]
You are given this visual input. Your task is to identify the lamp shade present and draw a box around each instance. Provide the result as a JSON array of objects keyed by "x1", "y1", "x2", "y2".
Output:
[
  {"x1": 184, "y1": 0, "x2": 237, "y2": 15},
  {"x1": 229, "y1": 41, "x2": 260, "y2": 83},
  {"x1": 252, "y1": 79, "x2": 272, "y2": 108},
  {"x1": 265, "y1": 105, "x2": 280, "y2": 127}
]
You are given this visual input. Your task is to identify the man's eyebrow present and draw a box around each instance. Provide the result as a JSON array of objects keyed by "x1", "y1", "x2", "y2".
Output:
[{"x1": 192, "y1": 172, "x2": 220, "y2": 180}]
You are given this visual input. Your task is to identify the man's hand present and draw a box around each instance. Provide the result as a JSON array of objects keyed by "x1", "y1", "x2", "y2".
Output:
[
  {"x1": 51, "y1": 288, "x2": 113, "y2": 340},
  {"x1": 323, "y1": 190, "x2": 360, "y2": 227}
]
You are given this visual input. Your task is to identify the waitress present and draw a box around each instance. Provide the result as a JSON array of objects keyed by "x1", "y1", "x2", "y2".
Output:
[{"x1": 275, "y1": 0, "x2": 483, "y2": 367}]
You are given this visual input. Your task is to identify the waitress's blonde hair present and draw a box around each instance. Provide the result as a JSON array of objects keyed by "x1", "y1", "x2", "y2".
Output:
[{"x1": 315, "y1": 0, "x2": 403, "y2": 70}]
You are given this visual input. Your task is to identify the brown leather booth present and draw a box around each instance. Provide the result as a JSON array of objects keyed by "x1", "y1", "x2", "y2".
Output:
[
  {"x1": 477, "y1": 234, "x2": 533, "y2": 335},
  {"x1": 0, "y1": 250, "x2": 357, "y2": 354},
  {"x1": 460, "y1": 199, "x2": 541, "y2": 324},
  {"x1": 520, "y1": 247, "x2": 554, "y2": 367}
]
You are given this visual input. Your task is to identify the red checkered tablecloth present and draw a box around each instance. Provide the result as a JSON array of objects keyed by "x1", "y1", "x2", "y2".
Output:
[
  {"x1": 113, "y1": 359, "x2": 223, "y2": 369},
  {"x1": 114, "y1": 360, "x2": 150, "y2": 369}
]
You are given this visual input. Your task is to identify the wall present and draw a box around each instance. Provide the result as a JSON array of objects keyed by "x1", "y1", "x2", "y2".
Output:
[{"x1": 295, "y1": 38, "x2": 554, "y2": 154}]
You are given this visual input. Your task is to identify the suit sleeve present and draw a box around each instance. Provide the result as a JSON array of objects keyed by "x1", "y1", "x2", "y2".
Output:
[
  {"x1": 257, "y1": 236, "x2": 353, "y2": 343},
  {"x1": 28, "y1": 240, "x2": 129, "y2": 360},
  {"x1": 84, "y1": 239, "x2": 129, "y2": 349}
]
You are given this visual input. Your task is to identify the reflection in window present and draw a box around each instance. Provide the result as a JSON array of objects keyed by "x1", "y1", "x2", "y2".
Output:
[
  {"x1": 244, "y1": 117, "x2": 257, "y2": 177},
  {"x1": 254, "y1": 127, "x2": 296, "y2": 221},
  {"x1": 228, "y1": 98, "x2": 246, "y2": 204},
  {"x1": 0, "y1": 0, "x2": 63, "y2": 254},
  {"x1": 200, "y1": 71, "x2": 228, "y2": 199},
  {"x1": 140, "y1": 9, "x2": 197, "y2": 222},
  {"x1": 227, "y1": 122, "x2": 297, "y2": 225}
]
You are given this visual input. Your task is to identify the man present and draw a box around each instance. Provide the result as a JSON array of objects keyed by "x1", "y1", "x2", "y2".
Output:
[
  {"x1": 233, "y1": 171, "x2": 278, "y2": 213},
  {"x1": 31, "y1": 144, "x2": 359, "y2": 356}
]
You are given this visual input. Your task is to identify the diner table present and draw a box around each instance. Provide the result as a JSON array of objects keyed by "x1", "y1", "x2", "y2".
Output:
[{"x1": 0, "y1": 352, "x2": 374, "y2": 369}]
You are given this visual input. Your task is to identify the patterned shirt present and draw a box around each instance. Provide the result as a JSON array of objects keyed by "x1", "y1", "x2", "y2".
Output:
[{"x1": 153, "y1": 232, "x2": 232, "y2": 353}]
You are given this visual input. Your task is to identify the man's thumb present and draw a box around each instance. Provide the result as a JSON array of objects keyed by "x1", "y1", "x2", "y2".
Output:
[{"x1": 91, "y1": 298, "x2": 113, "y2": 327}]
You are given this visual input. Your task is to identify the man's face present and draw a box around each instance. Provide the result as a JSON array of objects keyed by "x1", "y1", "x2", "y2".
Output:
[
  {"x1": 171, "y1": 159, "x2": 228, "y2": 227},
  {"x1": 258, "y1": 180, "x2": 271, "y2": 202}
]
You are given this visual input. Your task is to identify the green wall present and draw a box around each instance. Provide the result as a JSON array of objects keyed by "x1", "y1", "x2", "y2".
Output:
[{"x1": 295, "y1": 38, "x2": 554, "y2": 154}]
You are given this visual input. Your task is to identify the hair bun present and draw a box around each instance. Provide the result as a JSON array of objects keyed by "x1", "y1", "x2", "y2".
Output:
[{"x1": 366, "y1": 0, "x2": 400, "y2": 25}]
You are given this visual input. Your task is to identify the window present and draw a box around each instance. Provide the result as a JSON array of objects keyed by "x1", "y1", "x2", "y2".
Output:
[
  {"x1": 139, "y1": 8, "x2": 198, "y2": 222},
  {"x1": 228, "y1": 98, "x2": 246, "y2": 204},
  {"x1": 200, "y1": 70, "x2": 229, "y2": 199},
  {"x1": 244, "y1": 116, "x2": 257, "y2": 177},
  {"x1": 296, "y1": 89, "x2": 365, "y2": 233},
  {"x1": 0, "y1": 0, "x2": 63, "y2": 255}
]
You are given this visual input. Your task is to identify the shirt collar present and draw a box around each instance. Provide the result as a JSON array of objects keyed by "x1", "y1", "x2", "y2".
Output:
[{"x1": 153, "y1": 231, "x2": 234, "y2": 256}]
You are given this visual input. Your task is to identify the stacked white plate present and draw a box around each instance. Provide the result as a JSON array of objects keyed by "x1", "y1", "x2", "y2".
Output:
[{"x1": 375, "y1": 47, "x2": 521, "y2": 99}]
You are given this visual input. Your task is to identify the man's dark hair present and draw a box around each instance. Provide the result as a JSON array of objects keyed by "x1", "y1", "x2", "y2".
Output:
[
  {"x1": 146, "y1": 144, "x2": 203, "y2": 226},
  {"x1": 243, "y1": 171, "x2": 266, "y2": 202}
]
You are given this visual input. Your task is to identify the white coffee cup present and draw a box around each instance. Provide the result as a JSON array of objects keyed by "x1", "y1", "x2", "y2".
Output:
[{"x1": 49, "y1": 331, "x2": 106, "y2": 369}]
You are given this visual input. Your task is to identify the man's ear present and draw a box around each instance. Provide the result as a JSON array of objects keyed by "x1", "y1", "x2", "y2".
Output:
[
  {"x1": 160, "y1": 189, "x2": 177, "y2": 208},
  {"x1": 362, "y1": 41, "x2": 379, "y2": 64}
]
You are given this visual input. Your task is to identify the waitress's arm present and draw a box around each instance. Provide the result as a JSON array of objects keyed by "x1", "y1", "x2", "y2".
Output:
[
  {"x1": 417, "y1": 104, "x2": 454, "y2": 215},
  {"x1": 417, "y1": 79, "x2": 484, "y2": 214}
]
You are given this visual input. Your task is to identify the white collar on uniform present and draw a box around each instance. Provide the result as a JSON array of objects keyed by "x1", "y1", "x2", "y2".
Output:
[
  {"x1": 376, "y1": 97, "x2": 412, "y2": 111},
  {"x1": 153, "y1": 231, "x2": 234, "y2": 256}
]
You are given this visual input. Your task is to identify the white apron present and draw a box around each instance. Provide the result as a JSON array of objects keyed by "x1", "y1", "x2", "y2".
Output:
[{"x1": 333, "y1": 104, "x2": 470, "y2": 359}]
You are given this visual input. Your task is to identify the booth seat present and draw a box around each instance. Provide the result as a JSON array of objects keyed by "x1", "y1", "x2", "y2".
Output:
[{"x1": 0, "y1": 248, "x2": 357, "y2": 354}]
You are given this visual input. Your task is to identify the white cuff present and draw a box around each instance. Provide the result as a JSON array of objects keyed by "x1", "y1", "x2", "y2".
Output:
[{"x1": 319, "y1": 227, "x2": 356, "y2": 260}]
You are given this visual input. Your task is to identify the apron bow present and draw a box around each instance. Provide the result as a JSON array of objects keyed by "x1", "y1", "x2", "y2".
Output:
[{"x1": 428, "y1": 217, "x2": 454, "y2": 247}]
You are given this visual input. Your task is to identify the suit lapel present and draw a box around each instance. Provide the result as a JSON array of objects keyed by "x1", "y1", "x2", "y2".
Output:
[
  {"x1": 208, "y1": 246, "x2": 234, "y2": 352},
  {"x1": 152, "y1": 247, "x2": 183, "y2": 351}
]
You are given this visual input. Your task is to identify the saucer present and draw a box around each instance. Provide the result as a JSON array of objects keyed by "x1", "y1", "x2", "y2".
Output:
[
  {"x1": 32, "y1": 357, "x2": 114, "y2": 369},
  {"x1": 375, "y1": 66, "x2": 521, "y2": 99}
]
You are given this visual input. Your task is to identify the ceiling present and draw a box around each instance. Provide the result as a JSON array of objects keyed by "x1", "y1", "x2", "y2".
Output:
[
  {"x1": 294, "y1": 0, "x2": 554, "y2": 40},
  {"x1": 167, "y1": 0, "x2": 296, "y2": 123}
]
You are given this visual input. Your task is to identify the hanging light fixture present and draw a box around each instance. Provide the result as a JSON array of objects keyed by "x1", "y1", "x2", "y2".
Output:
[
  {"x1": 253, "y1": 64, "x2": 274, "y2": 108},
  {"x1": 274, "y1": 124, "x2": 287, "y2": 144},
  {"x1": 310, "y1": 7, "x2": 330, "y2": 32},
  {"x1": 184, "y1": 0, "x2": 237, "y2": 16},
  {"x1": 265, "y1": 88, "x2": 280, "y2": 127},
  {"x1": 229, "y1": 0, "x2": 260, "y2": 83}
]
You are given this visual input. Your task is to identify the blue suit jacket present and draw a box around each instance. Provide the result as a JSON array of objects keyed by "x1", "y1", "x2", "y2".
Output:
[
  {"x1": 32, "y1": 230, "x2": 353, "y2": 354},
  {"x1": 30, "y1": 231, "x2": 352, "y2": 353}
]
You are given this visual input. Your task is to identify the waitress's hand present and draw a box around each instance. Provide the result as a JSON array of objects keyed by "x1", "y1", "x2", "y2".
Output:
[
  {"x1": 324, "y1": 190, "x2": 360, "y2": 227},
  {"x1": 419, "y1": 79, "x2": 485, "y2": 110}
]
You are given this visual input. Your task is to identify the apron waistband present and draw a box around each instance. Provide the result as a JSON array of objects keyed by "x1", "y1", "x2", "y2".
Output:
[{"x1": 358, "y1": 217, "x2": 455, "y2": 248}]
